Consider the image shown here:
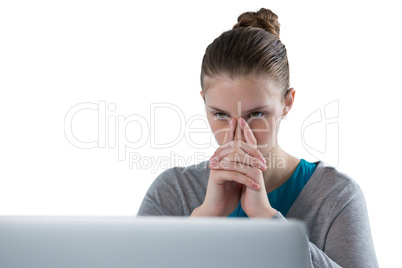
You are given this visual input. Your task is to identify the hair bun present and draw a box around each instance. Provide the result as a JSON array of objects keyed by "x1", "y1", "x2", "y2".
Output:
[{"x1": 233, "y1": 8, "x2": 280, "y2": 38}]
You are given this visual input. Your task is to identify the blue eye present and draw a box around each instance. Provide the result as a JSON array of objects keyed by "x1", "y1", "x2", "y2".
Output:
[
  {"x1": 213, "y1": 112, "x2": 228, "y2": 119},
  {"x1": 213, "y1": 112, "x2": 265, "y2": 120},
  {"x1": 249, "y1": 112, "x2": 264, "y2": 119}
]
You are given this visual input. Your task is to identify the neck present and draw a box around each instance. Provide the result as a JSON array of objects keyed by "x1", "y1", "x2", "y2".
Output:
[{"x1": 262, "y1": 146, "x2": 300, "y2": 193}]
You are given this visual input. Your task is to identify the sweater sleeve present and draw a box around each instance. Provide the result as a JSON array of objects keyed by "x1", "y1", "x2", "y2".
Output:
[
  {"x1": 136, "y1": 169, "x2": 179, "y2": 216},
  {"x1": 273, "y1": 184, "x2": 378, "y2": 268},
  {"x1": 321, "y1": 184, "x2": 379, "y2": 268}
]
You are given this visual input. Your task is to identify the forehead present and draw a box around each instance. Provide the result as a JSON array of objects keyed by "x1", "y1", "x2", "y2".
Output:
[{"x1": 204, "y1": 75, "x2": 281, "y2": 107}]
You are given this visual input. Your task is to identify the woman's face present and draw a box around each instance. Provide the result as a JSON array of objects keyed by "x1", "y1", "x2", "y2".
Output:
[{"x1": 201, "y1": 75, "x2": 292, "y2": 157}]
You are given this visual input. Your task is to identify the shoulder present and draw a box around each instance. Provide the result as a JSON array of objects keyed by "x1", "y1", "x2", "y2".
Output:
[
  {"x1": 149, "y1": 159, "x2": 211, "y2": 191},
  {"x1": 174, "y1": 159, "x2": 211, "y2": 182},
  {"x1": 303, "y1": 161, "x2": 366, "y2": 212},
  {"x1": 137, "y1": 160, "x2": 211, "y2": 216},
  {"x1": 315, "y1": 161, "x2": 362, "y2": 194}
]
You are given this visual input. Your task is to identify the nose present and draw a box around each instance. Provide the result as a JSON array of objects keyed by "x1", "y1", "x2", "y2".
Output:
[{"x1": 233, "y1": 117, "x2": 246, "y2": 143}]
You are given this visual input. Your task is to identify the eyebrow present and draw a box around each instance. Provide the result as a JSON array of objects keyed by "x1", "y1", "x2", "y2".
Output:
[{"x1": 207, "y1": 105, "x2": 270, "y2": 114}]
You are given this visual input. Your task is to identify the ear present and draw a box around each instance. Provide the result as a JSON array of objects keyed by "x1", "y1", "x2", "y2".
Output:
[
  {"x1": 283, "y1": 88, "x2": 295, "y2": 114},
  {"x1": 200, "y1": 91, "x2": 205, "y2": 102}
]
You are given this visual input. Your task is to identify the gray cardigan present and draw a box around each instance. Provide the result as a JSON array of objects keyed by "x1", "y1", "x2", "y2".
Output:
[{"x1": 137, "y1": 160, "x2": 379, "y2": 267}]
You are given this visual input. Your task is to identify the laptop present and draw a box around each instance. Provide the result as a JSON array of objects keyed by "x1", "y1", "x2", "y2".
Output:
[{"x1": 0, "y1": 216, "x2": 311, "y2": 268}]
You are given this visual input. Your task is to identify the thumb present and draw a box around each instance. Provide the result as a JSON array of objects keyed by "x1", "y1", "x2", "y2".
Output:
[{"x1": 240, "y1": 117, "x2": 257, "y2": 148}]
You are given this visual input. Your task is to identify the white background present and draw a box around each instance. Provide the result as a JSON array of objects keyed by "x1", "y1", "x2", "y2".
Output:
[{"x1": 1, "y1": 0, "x2": 401, "y2": 266}]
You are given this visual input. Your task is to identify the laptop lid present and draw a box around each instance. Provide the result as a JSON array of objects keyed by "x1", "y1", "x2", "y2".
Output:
[{"x1": 0, "y1": 216, "x2": 311, "y2": 268}]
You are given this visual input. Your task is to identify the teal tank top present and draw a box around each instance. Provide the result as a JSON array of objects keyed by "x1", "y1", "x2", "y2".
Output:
[{"x1": 228, "y1": 158, "x2": 317, "y2": 217}]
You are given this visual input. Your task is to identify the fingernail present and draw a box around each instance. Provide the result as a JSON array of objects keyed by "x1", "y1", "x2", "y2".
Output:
[
  {"x1": 260, "y1": 161, "x2": 267, "y2": 169},
  {"x1": 260, "y1": 156, "x2": 266, "y2": 164},
  {"x1": 210, "y1": 162, "x2": 219, "y2": 168},
  {"x1": 252, "y1": 181, "x2": 260, "y2": 189}
]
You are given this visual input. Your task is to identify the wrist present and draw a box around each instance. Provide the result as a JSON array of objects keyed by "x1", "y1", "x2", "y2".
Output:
[
  {"x1": 253, "y1": 207, "x2": 278, "y2": 218},
  {"x1": 190, "y1": 203, "x2": 224, "y2": 217},
  {"x1": 190, "y1": 205, "x2": 207, "y2": 217}
]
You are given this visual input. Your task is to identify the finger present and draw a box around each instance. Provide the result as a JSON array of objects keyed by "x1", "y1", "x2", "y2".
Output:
[
  {"x1": 239, "y1": 117, "x2": 257, "y2": 148},
  {"x1": 211, "y1": 162, "x2": 262, "y2": 188},
  {"x1": 212, "y1": 169, "x2": 260, "y2": 190},
  {"x1": 222, "y1": 118, "x2": 236, "y2": 148},
  {"x1": 211, "y1": 119, "x2": 235, "y2": 159},
  {"x1": 210, "y1": 152, "x2": 267, "y2": 171},
  {"x1": 214, "y1": 140, "x2": 266, "y2": 166}
]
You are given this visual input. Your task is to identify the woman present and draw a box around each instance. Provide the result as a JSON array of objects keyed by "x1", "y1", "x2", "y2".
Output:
[{"x1": 137, "y1": 8, "x2": 378, "y2": 267}]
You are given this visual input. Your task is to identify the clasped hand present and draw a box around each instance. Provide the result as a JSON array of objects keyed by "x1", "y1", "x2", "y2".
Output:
[{"x1": 204, "y1": 117, "x2": 277, "y2": 218}]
